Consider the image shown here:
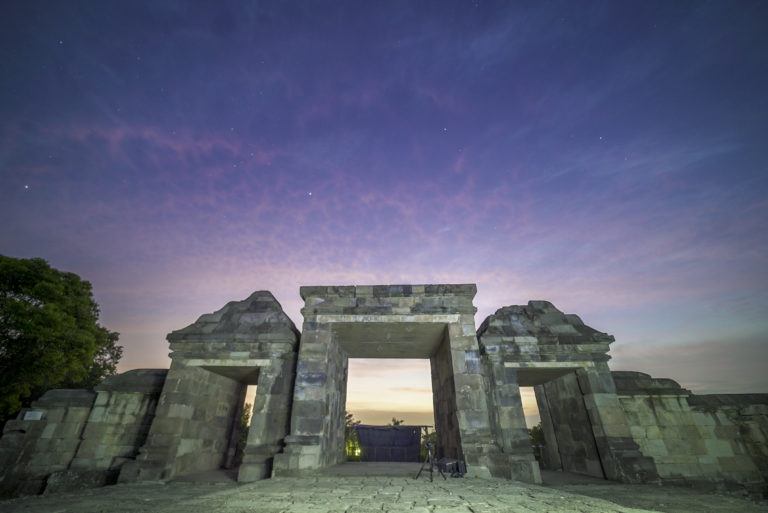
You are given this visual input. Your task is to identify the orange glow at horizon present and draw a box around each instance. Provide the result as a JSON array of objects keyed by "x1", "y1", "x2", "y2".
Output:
[{"x1": 344, "y1": 358, "x2": 541, "y2": 427}]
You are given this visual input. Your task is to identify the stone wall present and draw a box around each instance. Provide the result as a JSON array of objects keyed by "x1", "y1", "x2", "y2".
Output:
[
  {"x1": 536, "y1": 372, "x2": 604, "y2": 478},
  {"x1": 118, "y1": 363, "x2": 243, "y2": 482},
  {"x1": 3, "y1": 285, "x2": 766, "y2": 497},
  {"x1": 0, "y1": 370, "x2": 166, "y2": 498},
  {"x1": 688, "y1": 394, "x2": 768, "y2": 488},
  {"x1": 46, "y1": 369, "x2": 166, "y2": 493},
  {"x1": 615, "y1": 371, "x2": 767, "y2": 496},
  {"x1": 534, "y1": 382, "x2": 562, "y2": 471},
  {"x1": 0, "y1": 390, "x2": 95, "y2": 497}
]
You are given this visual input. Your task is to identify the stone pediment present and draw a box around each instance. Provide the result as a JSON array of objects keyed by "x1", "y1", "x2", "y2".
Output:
[
  {"x1": 167, "y1": 291, "x2": 300, "y2": 370},
  {"x1": 477, "y1": 300, "x2": 614, "y2": 346},
  {"x1": 168, "y1": 291, "x2": 299, "y2": 344},
  {"x1": 476, "y1": 301, "x2": 615, "y2": 374}
]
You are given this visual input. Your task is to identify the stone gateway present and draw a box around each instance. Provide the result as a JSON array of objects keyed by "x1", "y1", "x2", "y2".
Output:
[{"x1": 1, "y1": 284, "x2": 766, "y2": 498}]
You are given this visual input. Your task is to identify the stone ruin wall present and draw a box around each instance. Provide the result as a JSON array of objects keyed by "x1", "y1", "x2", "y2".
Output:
[
  {"x1": 118, "y1": 363, "x2": 244, "y2": 482},
  {"x1": 49, "y1": 369, "x2": 167, "y2": 492},
  {"x1": 614, "y1": 371, "x2": 768, "y2": 495},
  {"x1": 688, "y1": 394, "x2": 768, "y2": 487},
  {"x1": 0, "y1": 390, "x2": 95, "y2": 497},
  {"x1": 0, "y1": 285, "x2": 767, "y2": 499},
  {"x1": 0, "y1": 370, "x2": 165, "y2": 498}
]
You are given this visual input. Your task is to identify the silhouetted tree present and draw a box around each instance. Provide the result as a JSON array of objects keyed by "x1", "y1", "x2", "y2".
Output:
[
  {"x1": 0, "y1": 256, "x2": 122, "y2": 426},
  {"x1": 389, "y1": 417, "x2": 404, "y2": 426},
  {"x1": 528, "y1": 422, "x2": 545, "y2": 446}
]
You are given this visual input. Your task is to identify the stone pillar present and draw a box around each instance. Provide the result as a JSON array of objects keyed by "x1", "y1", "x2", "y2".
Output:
[
  {"x1": 430, "y1": 336, "x2": 462, "y2": 461},
  {"x1": 273, "y1": 322, "x2": 348, "y2": 475},
  {"x1": 448, "y1": 315, "x2": 541, "y2": 482},
  {"x1": 479, "y1": 333, "x2": 541, "y2": 483},
  {"x1": 576, "y1": 363, "x2": 658, "y2": 483},
  {"x1": 239, "y1": 354, "x2": 296, "y2": 481},
  {"x1": 484, "y1": 365, "x2": 541, "y2": 483}
]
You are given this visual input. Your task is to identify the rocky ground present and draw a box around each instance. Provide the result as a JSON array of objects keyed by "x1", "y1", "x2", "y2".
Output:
[{"x1": 0, "y1": 474, "x2": 766, "y2": 513}]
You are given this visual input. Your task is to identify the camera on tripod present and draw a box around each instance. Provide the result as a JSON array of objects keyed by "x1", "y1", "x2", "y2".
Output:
[{"x1": 414, "y1": 441, "x2": 466, "y2": 481}]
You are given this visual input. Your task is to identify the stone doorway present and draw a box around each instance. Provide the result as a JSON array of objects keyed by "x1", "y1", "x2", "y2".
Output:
[
  {"x1": 122, "y1": 292, "x2": 300, "y2": 483},
  {"x1": 477, "y1": 301, "x2": 658, "y2": 484},
  {"x1": 337, "y1": 322, "x2": 462, "y2": 465},
  {"x1": 273, "y1": 284, "x2": 503, "y2": 478}
]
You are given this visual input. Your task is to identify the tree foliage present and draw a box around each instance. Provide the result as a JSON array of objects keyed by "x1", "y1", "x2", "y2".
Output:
[
  {"x1": 420, "y1": 429, "x2": 438, "y2": 461},
  {"x1": 389, "y1": 417, "x2": 404, "y2": 426},
  {"x1": 0, "y1": 255, "x2": 122, "y2": 425},
  {"x1": 234, "y1": 402, "x2": 252, "y2": 465},
  {"x1": 345, "y1": 411, "x2": 361, "y2": 460},
  {"x1": 529, "y1": 422, "x2": 545, "y2": 446}
]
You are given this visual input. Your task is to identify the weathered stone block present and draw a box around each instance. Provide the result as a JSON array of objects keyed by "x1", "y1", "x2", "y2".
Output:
[{"x1": 705, "y1": 439, "x2": 736, "y2": 457}]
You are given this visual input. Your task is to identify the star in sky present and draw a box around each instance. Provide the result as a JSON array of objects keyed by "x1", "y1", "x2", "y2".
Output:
[{"x1": 1, "y1": 0, "x2": 766, "y2": 411}]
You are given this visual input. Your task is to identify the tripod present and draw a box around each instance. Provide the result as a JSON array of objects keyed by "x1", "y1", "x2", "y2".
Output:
[{"x1": 414, "y1": 442, "x2": 446, "y2": 482}]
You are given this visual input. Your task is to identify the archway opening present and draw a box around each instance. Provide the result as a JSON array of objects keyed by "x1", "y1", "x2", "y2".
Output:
[
  {"x1": 221, "y1": 383, "x2": 258, "y2": 473},
  {"x1": 520, "y1": 386, "x2": 544, "y2": 462},
  {"x1": 231, "y1": 384, "x2": 257, "y2": 468},
  {"x1": 345, "y1": 358, "x2": 434, "y2": 467}
]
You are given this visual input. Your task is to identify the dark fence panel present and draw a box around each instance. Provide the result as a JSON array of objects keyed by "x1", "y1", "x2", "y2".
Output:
[{"x1": 354, "y1": 425, "x2": 421, "y2": 462}]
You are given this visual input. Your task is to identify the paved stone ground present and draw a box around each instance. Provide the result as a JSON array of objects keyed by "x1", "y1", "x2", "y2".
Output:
[{"x1": 1, "y1": 476, "x2": 766, "y2": 513}]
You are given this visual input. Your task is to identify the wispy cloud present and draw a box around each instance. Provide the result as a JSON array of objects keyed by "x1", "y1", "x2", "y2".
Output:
[
  {"x1": 2, "y1": 0, "x2": 766, "y2": 405},
  {"x1": 389, "y1": 387, "x2": 432, "y2": 394}
]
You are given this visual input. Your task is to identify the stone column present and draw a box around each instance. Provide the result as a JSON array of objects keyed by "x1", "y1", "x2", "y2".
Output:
[
  {"x1": 239, "y1": 354, "x2": 296, "y2": 481},
  {"x1": 430, "y1": 335, "x2": 462, "y2": 461},
  {"x1": 273, "y1": 322, "x2": 348, "y2": 474},
  {"x1": 448, "y1": 315, "x2": 541, "y2": 482},
  {"x1": 486, "y1": 365, "x2": 541, "y2": 483},
  {"x1": 576, "y1": 363, "x2": 658, "y2": 483},
  {"x1": 479, "y1": 334, "x2": 541, "y2": 483}
]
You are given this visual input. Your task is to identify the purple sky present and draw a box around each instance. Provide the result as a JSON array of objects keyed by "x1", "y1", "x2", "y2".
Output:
[{"x1": 2, "y1": 2, "x2": 767, "y2": 423}]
